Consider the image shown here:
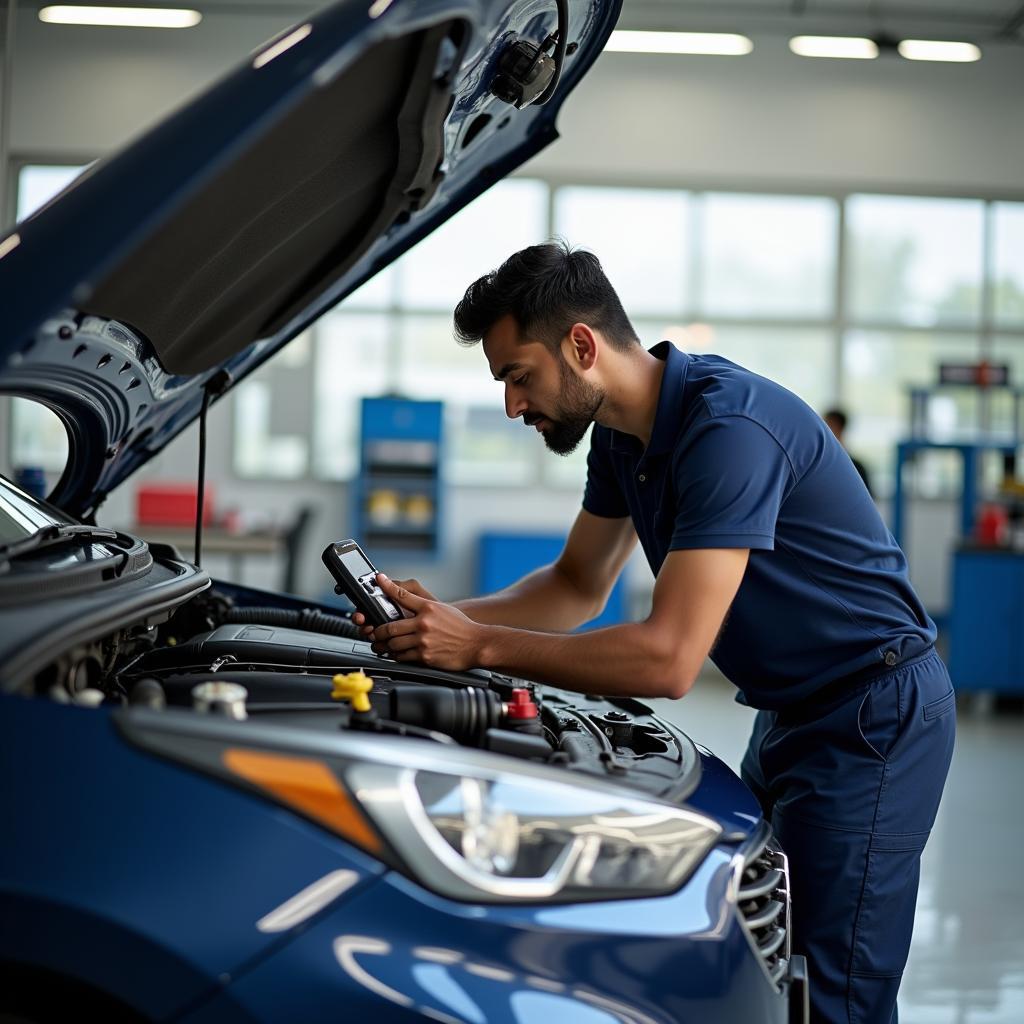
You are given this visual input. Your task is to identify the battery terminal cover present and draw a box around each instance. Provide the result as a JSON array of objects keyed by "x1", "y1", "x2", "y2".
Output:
[
  {"x1": 332, "y1": 671, "x2": 374, "y2": 712},
  {"x1": 505, "y1": 687, "x2": 538, "y2": 720}
]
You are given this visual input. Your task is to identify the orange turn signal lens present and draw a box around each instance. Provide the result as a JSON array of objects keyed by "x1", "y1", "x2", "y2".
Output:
[{"x1": 223, "y1": 748, "x2": 383, "y2": 855}]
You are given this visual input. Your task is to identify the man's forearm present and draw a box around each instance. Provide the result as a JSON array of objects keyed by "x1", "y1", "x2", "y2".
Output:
[
  {"x1": 454, "y1": 564, "x2": 601, "y2": 632},
  {"x1": 475, "y1": 620, "x2": 695, "y2": 700}
]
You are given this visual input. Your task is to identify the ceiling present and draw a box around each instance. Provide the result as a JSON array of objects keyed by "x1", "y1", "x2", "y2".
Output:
[
  {"x1": 619, "y1": 1, "x2": 1024, "y2": 43},
  {"x1": 13, "y1": 0, "x2": 1024, "y2": 44}
]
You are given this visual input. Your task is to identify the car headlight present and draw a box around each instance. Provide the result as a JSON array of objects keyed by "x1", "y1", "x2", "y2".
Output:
[
  {"x1": 120, "y1": 712, "x2": 721, "y2": 905},
  {"x1": 346, "y1": 759, "x2": 721, "y2": 903}
]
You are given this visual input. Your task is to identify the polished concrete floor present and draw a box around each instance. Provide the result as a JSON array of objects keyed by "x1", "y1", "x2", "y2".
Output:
[{"x1": 650, "y1": 676, "x2": 1024, "y2": 1024}]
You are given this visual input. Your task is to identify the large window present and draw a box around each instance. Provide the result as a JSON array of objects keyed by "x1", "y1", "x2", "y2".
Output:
[
  {"x1": 7, "y1": 398, "x2": 69, "y2": 480},
  {"x1": 313, "y1": 314, "x2": 393, "y2": 480},
  {"x1": 12, "y1": 162, "x2": 1023, "y2": 497},
  {"x1": 846, "y1": 195, "x2": 985, "y2": 327},
  {"x1": 697, "y1": 325, "x2": 834, "y2": 414},
  {"x1": 397, "y1": 180, "x2": 548, "y2": 310},
  {"x1": 233, "y1": 332, "x2": 312, "y2": 479},
  {"x1": 394, "y1": 315, "x2": 535, "y2": 485},
  {"x1": 843, "y1": 330, "x2": 981, "y2": 494},
  {"x1": 839, "y1": 197, "x2": 1020, "y2": 492},
  {"x1": 700, "y1": 193, "x2": 837, "y2": 319},
  {"x1": 311, "y1": 179, "x2": 547, "y2": 486},
  {"x1": 993, "y1": 203, "x2": 1024, "y2": 327},
  {"x1": 16, "y1": 164, "x2": 88, "y2": 221},
  {"x1": 5, "y1": 167, "x2": 88, "y2": 484},
  {"x1": 554, "y1": 187, "x2": 691, "y2": 315}
]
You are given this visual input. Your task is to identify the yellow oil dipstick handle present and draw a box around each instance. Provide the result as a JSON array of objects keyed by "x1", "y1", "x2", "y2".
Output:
[{"x1": 331, "y1": 671, "x2": 374, "y2": 713}]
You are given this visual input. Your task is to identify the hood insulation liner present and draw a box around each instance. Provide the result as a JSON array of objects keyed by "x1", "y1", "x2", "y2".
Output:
[{"x1": 82, "y1": 21, "x2": 462, "y2": 376}]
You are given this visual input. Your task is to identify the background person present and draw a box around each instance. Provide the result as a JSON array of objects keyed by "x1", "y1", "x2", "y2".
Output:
[{"x1": 823, "y1": 406, "x2": 873, "y2": 497}]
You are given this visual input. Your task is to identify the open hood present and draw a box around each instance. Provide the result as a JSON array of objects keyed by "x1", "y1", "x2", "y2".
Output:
[{"x1": 0, "y1": 0, "x2": 620, "y2": 518}]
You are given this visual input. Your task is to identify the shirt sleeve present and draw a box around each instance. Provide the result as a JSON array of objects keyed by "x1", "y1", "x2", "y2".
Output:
[
  {"x1": 669, "y1": 414, "x2": 793, "y2": 551},
  {"x1": 582, "y1": 426, "x2": 630, "y2": 519}
]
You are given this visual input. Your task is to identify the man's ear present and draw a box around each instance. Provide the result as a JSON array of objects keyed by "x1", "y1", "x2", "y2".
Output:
[{"x1": 565, "y1": 323, "x2": 598, "y2": 371}]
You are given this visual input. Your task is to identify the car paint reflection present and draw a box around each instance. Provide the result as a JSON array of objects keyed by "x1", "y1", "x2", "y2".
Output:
[
  {"x1": 334, "y1": 934, "x2": 670, "y2": 1024},
  {"x1": 256, "y1": 869, "x2": 360, "y2": 932}
]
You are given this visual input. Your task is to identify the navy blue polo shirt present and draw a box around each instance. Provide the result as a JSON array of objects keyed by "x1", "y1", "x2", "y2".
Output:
[{"x1": 583, "y1": 341, "x2": 935, "y2": 710}]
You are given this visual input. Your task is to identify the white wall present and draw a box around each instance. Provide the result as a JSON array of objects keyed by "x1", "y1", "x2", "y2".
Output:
[
  {"x1": 6, "y1": 8, "x2": 1020, "y2": 608},
  {"x1": 8, "y1": 8, "x2": 297, "y2": 158},
  {"x1": 537, "y1": 43, "x2": 1024, "y2": 194},
  {"x1": 10, "y1": 10, "x2": 1024, "y2": 191}
]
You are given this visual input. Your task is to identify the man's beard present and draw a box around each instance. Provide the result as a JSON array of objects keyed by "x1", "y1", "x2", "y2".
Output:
[{"x1": 535, "y1": 357, "x2": 604, "y2": 456}]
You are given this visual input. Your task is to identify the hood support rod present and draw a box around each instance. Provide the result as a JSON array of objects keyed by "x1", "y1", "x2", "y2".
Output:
[{"x1": 194, "y1": 370, "x2": 231, "y2": 567}]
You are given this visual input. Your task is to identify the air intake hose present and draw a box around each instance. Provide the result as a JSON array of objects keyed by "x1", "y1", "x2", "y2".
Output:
[
  {"x1": 389, "y1": 685, "x2": 503, "y2": 745},
  {"x1": 223, "y1": 607, "x2": 361, "y2": 639}
]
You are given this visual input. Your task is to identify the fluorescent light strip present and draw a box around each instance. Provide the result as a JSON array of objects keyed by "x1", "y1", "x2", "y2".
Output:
[
  {"x1": 605, "y1": 30, "x2": 752, "y2": 56},
  {"x1": 39, "y1": 6, "x2": 201, "y2": 28},
  {"x1": 898, "y1": 39, "x2": 981, "y2": 63},
  {"x1": 0, "y1": 234, "x2": 21, "y2": 261},
  {"x1": 789, "y1": 35, "x2": 878, "y2": 60},
  {"x1": 253, "y1": 23, "x2": 312, "y2": 69}
]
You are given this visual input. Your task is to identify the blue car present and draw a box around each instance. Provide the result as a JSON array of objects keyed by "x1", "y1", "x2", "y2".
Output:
[{"x1": 0, "y1": 0, "x2": 807, "y2": 1020}]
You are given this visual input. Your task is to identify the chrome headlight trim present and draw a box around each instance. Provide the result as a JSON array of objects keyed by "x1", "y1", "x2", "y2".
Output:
[{"x1": 347, "y1": 755, "x2": 722, "y2": 904}]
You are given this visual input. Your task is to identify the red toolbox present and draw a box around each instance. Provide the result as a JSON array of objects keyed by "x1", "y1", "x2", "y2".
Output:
[{"x1": 136, "y1": 483, "x2": 214, "y2": 526}]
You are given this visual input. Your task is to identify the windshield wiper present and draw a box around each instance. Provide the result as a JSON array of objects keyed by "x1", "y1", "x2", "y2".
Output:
[{"x1": 0, "y1": 524, "x2": 126, "y2": 567}]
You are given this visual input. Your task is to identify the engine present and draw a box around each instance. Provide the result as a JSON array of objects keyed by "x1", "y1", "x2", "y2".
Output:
[{"x1": 46, "y1": 590, "x2": 702, "y2": 802}]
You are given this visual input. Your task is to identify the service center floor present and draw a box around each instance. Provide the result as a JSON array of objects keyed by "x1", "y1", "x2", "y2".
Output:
[{"x1": 652, "y1": 672, "x2": 1024, "y2": 1024}]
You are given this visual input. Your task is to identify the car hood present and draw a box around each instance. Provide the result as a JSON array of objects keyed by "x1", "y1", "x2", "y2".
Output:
[{"x1": 0, "y1": 0, "x2": 620, "y2": 519}]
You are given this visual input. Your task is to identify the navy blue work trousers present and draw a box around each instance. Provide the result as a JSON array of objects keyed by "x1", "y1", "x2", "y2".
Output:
[{"x1": 740, "y1": 649, "x2": 956, "y2": 1024}]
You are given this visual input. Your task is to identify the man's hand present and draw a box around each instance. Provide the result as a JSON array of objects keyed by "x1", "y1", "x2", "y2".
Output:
[
  {"x1": 367, "y1": 575, "x2": 486, "y2": 671},
  {"x1": 351, "y1": 576, "x2": 438, "y2": 640}
]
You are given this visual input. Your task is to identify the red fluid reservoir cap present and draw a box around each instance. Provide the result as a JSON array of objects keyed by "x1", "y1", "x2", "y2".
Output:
[{"x1": 506, "y1": 688, "x2": 538, "y2": 720}]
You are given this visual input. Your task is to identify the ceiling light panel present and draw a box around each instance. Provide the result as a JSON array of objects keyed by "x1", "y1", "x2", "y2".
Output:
[
  {"x1": 789, "y1": 36, "x2": 879, "y2": 59},
  {"x1": 38, "y1": 6, "x2": 202, "y2": 28},
  {"x1": 897, "y1": 40, "x2": 982, "y2": 62},
  {"x1": 604, "y1": 31, "x2": 753, "y2": 56}
]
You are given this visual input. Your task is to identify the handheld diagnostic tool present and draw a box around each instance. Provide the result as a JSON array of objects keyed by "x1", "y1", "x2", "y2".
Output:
[{"x1": 322, "y1": 539, "x2": 403, "y2": 628}]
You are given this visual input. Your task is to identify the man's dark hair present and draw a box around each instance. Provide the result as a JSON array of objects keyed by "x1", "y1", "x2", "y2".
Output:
[
  {"x1": 823, "y1": 408, "x2": 848, "y2": 431},
  {"x1": 453, "y1": 240, "x2": 640, "y2": 352}
]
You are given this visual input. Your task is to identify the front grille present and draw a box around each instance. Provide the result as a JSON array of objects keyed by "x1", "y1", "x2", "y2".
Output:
[{"x1": 736, "y1": 826, "x2": 792, "y2": 988}]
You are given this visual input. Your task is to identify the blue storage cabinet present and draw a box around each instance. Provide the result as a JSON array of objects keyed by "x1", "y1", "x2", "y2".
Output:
[
  {"x1": 478, "y1": 533, "x2": 627, "y2": 631},
  {"x1": 356, "y1": 397, "x2": 442, "y2": 555},
  {"x1": 948, "y1": 547, "x2": 1024, "y2": 693}
]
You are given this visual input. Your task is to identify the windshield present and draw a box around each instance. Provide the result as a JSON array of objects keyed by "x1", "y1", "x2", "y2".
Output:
[{"x1": 0, "y1": 474, "x2": 73, "y2": 545}]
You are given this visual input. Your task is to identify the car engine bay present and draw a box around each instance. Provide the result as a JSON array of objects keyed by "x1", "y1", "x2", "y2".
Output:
[{"x1": 31, "y1": 582, "x2": 703, "y2": 803}]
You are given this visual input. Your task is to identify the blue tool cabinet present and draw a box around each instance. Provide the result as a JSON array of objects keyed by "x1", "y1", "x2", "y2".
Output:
[
  {"x1": 356, "y1": 397, "x2": 442, "y2": 555},
  {"x1": 478, "y1": 532, "x2": 627, "y2": 630},
  {"x1": 889, "y1": 379, "x2": 1024, "y2": 693},
  {"x1": 948, "y1": 547, "x2": 1024, "y2": 694}
]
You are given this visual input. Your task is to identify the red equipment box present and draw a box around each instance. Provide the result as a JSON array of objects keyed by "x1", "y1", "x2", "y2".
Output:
[{"x1": 135, "y1": 483, "x2": 214, "y2": 527}]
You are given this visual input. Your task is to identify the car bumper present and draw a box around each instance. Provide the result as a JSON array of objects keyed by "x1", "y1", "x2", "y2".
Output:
[{"x1": 176, "y1": 841, "x2": 804, "y2": 1024}]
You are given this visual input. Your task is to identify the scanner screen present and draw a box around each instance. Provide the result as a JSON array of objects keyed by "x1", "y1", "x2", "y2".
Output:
[{"x1": 339, "y1": 548, "x2": 373, "y2": 579}]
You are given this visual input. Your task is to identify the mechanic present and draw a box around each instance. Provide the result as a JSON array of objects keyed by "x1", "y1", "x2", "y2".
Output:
[{"x1": 357, "y1": 240, "x2": 956, "y2": 1024}]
